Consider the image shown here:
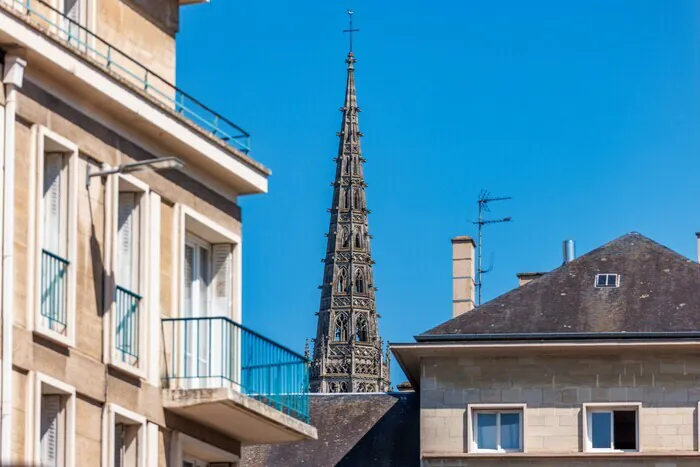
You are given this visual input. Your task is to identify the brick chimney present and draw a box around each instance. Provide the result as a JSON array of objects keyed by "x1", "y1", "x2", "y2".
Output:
[{"x1": 452, "y1": 236, "x2": 475, "y2": 317}]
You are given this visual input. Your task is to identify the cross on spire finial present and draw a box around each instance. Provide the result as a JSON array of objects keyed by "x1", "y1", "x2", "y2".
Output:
[{"x1": 343, "y1": 9, "x2": 359, "y2": 55}]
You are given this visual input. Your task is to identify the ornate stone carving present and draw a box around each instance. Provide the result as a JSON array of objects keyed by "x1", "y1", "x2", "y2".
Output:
[{"x1": 310, "y1": 51, "x2": 390, "y2": 394}]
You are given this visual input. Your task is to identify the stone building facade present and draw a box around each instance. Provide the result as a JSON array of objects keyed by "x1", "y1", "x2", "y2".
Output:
[
  {"x1": 0, "y1": 0, "x2": 315, "y2": 465},
  {"x1": 393, "y1": 232, "x2": 700, "y2": 466}
]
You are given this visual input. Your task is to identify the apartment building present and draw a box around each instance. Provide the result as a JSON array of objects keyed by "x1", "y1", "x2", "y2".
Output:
[
  {"x1": 0, "y1": 0, "x2": 316, "y2": 465},
  {"x1": 393, "y1": 233, "x2": 700, "y2": 466}
]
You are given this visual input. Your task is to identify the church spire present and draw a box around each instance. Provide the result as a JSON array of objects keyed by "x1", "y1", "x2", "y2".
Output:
[{"x1": 309, "y1": 14, "x2": 390, "y2": 393}]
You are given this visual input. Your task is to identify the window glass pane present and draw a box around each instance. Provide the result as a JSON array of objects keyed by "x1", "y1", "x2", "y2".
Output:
[
  {"x1": 500, "y1": 413, "x2": 520, "y2": 450},
  {"x1": 596, "y1": 275, "x2": 605, "y2": 287},
  {"x1": 476, "y1": 413, "x2": 497, "y2": 450},
  {"x1": 591, "y1": 411, "x2": 612, "y2": 448},
  {"x1": 605, "y1": 274, "x2": 614, "y2": 286},
  {"x1": 613, "y1": 410, "x2": 637, "y2": 450}
]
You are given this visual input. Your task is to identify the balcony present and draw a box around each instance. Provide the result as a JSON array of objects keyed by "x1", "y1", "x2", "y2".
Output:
[
  {"x1": 161, "y1": 317, "x2": 317, "y2": 444},
  {"x1": 40, "y1": 248, "x2": 69, "y2": 335},
  {"x1": 0, "y1": 0, "x2": 270, "y2": 194},
  {"x1": 114, "y1": 286, "x2": 141, "y2": 367}
]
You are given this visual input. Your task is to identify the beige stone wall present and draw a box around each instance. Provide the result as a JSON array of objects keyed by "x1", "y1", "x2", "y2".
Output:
[
  {"x1": 421, "y1": 349, "x2": 700, "y2": 458},
  {"x1": 96, "y1": 0, "x2": 178, "y2": 84},
  {"x1": 8, "y1": 66, "x2": 243, "y2": 465}
]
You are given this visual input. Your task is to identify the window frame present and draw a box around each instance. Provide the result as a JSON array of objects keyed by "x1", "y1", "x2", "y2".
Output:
[
  {"x1": 595, "y1": 273, "x2": 620, "y2": 288},
  {"x1": 583, "y1": 402, "x2": 641, "y2": 453},
  {"x1": 31, "y1": 126, "x2": 79, "y2": 348},
  {"x1": 31, "y1": 372, "x2": 76, "y2": 467},
  {"x1": 178, "y1": 206, "x2": 241, "y2": 323},
  {"x1": 467, "y1": 403, "x2": 526, "y2": 454},
  {"x1": 102, "y1": 403, "x2": 147, "y2": 467},
  {"x1": 106, "y1": 173, "x2": 150, "y2": 377}
]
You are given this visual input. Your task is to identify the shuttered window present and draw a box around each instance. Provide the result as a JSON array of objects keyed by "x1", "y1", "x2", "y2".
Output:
[
  {"x1": 64, "y1": 0, "x2": 80, "y2": 22},
  {"x1": 114, "y1": 423, "x2": 125, "y2": 467},
  {"x1": 212, "y1": 244, "x2": 232, "y2": 316},
  {"x1": 43, "y1": 153, "x2": 64, "y2": 255},
  {"x1": 40, "y1": 395, "x2": 63, "y2": 467},
  {"x1": 117, "y1": 193, "x2": 139, "y2": 292}
]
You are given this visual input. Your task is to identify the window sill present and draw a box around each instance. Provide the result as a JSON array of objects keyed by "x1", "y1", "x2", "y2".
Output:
[
  {"x1": 33, "y1": 327, "x2": 74, "y2": 349},
  {"x1": 107, "y1": 360, "x2": 146, "y2": 381}
]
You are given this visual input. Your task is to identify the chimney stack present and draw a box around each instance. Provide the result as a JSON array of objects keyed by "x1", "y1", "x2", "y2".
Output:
[
  {"x1": 563, "y1": 239, "x2": 575, "y2": 264},
  {"x1": 696, "y1": 233, "x2": 700, "y2": 263},
  {"x1": 452, "y1": 236, "x2": 476, "y2": 317}
]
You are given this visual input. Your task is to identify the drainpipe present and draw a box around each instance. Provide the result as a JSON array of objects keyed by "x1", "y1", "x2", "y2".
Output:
[{"x1": 1, "y1": 51, "x2": 26, "y2": 463}]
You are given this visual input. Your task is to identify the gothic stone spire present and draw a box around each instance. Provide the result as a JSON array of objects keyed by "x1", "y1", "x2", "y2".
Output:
[{"x1": 309, "y1": 51, "x2": 390, "y2": 393}]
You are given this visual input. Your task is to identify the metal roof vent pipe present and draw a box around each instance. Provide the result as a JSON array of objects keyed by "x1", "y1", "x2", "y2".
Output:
[{"x1": 563, "y1": 239, "x2": 575, "y2": 264}]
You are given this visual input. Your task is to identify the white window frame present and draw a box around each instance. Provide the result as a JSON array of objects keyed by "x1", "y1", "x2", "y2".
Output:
[
  {"x1": 31, "y1": 372, "x2": 76, "y2": 467},
  {"x1": 105, "y1": 173, "x2": 150, "y2": 378},
  {"x1": 30, "y1": 126, "x2": 79, "y2": 348},
  {"x1": 102, "y1": 403, "x2": 147, "y2": 467},
  {"x1": 177, "y1": 205, "x2": 241, "y2": 323},
  {"x1": 467, "y1": 403, "x2": 526, "y2": 454},
  {"x1": 174, "y1": 206, "x2": 240, "y2": 390},
  {"x1": 595, "y1": 273, "x2": 620, "y2": 288},
  {"x1": 583, "y1": 402, "x2": 641, "y2": 453}
]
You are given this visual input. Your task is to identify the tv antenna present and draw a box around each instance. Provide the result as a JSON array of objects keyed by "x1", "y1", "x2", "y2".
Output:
[{"x1": 472, "y1": 190, "x2": 512, "y2": 305}]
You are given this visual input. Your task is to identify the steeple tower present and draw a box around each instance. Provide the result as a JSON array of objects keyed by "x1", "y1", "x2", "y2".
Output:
[{"x1": 309, "y1": 20, "x2": 390, "y2": 393}]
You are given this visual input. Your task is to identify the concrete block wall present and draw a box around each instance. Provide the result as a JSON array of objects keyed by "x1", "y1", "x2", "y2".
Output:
[{"x1": 421, "y1": 350, "x2": 700, "y2": 460}]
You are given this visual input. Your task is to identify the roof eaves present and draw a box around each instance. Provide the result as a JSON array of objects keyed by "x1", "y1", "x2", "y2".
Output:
[{"x1": 414, "y1": 331, "x2": 700, "y2": 343}]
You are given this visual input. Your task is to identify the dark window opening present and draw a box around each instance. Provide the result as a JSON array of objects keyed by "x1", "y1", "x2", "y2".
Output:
[{"x1": 613, "y1": 410, "x2": 636, "y2": 450}]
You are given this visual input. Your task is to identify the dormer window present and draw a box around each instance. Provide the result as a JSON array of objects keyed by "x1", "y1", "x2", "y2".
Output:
[{"x1": 595, "y1": 274, "x2": 620, "y2": 288}]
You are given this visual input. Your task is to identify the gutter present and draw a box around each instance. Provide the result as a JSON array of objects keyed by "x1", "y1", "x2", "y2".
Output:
[
  {"x1": 413, "y1": 331, "x2": 700, "y2": 343},
  {"x1": 0, "y1": 51, "x2": 26, "y2": 463}
]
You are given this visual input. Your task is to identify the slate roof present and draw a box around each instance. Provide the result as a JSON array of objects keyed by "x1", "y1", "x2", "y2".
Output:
[
  {"x1": 422, "y1": 233, "x2": 700, "y2": 337},
  {"x1": 240, "y1": 393, "x2": 419, "y2": 467}
]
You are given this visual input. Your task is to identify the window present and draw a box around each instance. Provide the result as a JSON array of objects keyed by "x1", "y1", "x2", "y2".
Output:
[
  {"x1": 335, "y1": 268, "x2": 347, "y2": 293},
  {"x1": 113, "y1": 180, "x2": 146, "y2": 371},
  {"x1": 468, "y1": 405, "x2": 525, "y2": 453},
  {"x1": 344, "y1": 189, "x2": 351, "y2": 209},
  {"x1": 595, "y1": 273, "x2": 620, "y2": 288},
  {"x1": 341, "y1": 227, "x2": 350, "y2": 248},
  {"x1": 42, "y1": 152, "x2": 69, "y2": 336},
  {"x1": 354, "y1": 229, "x2": 363, "y2": 249},
  {"x1": 355, "y1": 314, "x2": 368, "y2": 342},
  {"x1": 353, "y1": 189, "x2": 362, "y2": 210},
  {"x1": 334, "y1": 313, "x2": 348, "y2": 341},
  {"x1": 354, "y1": 269, "x2": 365, "y2": 293},
  {"x1": 33, "y1": 373, "x2": 75, "y2": 467},
  {"x1": 106, "y1": 404, "x2": 146, "y2": 467},
  {"x1": 36, "y1": 129, "x2": 78, "y2": 346},
  {"x1": 585, "y1": 405, "x2": 638, "y2": 452}
]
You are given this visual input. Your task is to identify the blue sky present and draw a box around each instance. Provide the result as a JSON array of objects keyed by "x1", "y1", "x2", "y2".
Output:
[{"x1": 177, "y1": 1, "x2": 700, "y2": 385}]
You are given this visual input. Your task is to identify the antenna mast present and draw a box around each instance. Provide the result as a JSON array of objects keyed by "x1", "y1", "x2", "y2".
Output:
[{"x1": 473, "y1": 190, "x2": 512, "y2": 305}]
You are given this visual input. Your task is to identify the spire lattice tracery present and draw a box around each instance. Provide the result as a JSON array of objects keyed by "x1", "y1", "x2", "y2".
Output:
[{"x1": 309, "y1": 51, "x2": 390, "y2": 393}]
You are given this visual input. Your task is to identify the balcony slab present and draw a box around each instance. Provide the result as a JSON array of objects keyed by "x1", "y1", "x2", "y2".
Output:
[{"x1": 163, "y1": 388, "x2": 318, "y2": 445}]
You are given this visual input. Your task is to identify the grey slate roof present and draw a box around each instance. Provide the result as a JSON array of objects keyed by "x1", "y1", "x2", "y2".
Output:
[
  {"x1": 422, "y1": 233, "x2": 700, "y2": 337},
  {"x1": 240, "y1": 393, "x2": 419, "y2": 467}
]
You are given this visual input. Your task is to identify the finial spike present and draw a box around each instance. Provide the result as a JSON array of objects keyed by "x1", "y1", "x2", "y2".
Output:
[{"x1": 343, "y1": 9, "x2": 359, "y2": 55}]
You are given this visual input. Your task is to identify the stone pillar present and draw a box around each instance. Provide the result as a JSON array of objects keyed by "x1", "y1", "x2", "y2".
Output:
[{"x1": 452, "y1": 236, "x2": 475, "y2": 317}]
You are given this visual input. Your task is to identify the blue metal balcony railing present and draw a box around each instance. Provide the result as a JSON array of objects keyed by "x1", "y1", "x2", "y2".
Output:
[
  {"x1": 115, "y1": 286, "x2": 141, "y2": 366},
  {"x1": 3, "y1": 0, "x2": 251, "y2": 154},
  {"x1": 162, "y1": 317, "x2": 310, "y2": 423},
  {"x1": 40, "y1": 249, "x2": 69, "y2": 335}
]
